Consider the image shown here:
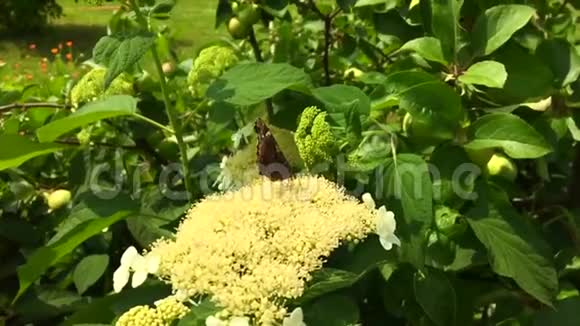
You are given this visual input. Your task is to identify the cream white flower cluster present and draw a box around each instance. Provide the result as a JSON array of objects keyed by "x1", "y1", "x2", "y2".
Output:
[
  {"x1": 205, "y1": 307, "x2": 305, "y2": 326},
  {"x1": 113, "y1": 176, "x2": 399, "y2": 325}
]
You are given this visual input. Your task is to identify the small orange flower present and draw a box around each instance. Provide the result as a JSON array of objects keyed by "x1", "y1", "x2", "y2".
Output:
[
  {"x1": 66, "y1": 41, "x2": 73, "y2": 47},
  {"x1": 40, "y1": 62, "x2": 48, "y2": 69},
  {"x1": 26, "y1": 74, "x2": 33, "y2": 80},
  {"x1": 51, "y1": 48, "x2": 59, "y2": 55},
  {"x1": 65, "y1": 53, "x2": 73, "y2": 61},
  {"x1": 29, "y1": 43, "x2": 37, "y2": 50}
]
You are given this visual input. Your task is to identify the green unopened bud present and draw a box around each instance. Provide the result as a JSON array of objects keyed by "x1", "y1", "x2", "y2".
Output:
[
  {"x1": 486, "y1": 153, "x2": 517, "y2": 181},
  {"x1": 228, "y1": 17, "x2": 249, "y2": 39},
  {"x1": 45, "y1": 189, "x2": 72, "y2": 211}
]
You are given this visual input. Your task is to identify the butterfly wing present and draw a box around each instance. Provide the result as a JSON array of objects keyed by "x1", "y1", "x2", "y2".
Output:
[{"x1": 255, "y1": 119, "x2": 292, "y2": 181}]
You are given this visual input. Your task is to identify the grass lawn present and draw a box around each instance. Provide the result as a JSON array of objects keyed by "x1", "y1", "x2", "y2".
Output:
[{"x1": 0, "y1": 0, "x2": 223, "y2": 75}]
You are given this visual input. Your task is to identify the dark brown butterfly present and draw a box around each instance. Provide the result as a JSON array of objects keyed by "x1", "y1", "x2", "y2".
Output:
[{"x1": 254, "y1": 118, "x2": 292, "y2": 181}]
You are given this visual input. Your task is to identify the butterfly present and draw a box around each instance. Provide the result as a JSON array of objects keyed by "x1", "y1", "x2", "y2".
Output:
[{"x1": 254, "y1": 118, "x2": 292, "y2": 181}]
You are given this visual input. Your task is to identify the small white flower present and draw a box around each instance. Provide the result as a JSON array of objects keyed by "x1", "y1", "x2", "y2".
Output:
[
  {"x1": 206, "y1": 316, "x2": 227, "y2": 326},
  {"x1": 376, "y1": 206, "x2": 401, "y2": 251},
  {"x1": 112, "y1": 246, "x2": 160, "y2": 293},
  {"x1": 174, "y1": 288, "x2": 189, "y2": 302},
  {"x1": 214, "y1": 156, "x2": 234, "y2": 191},
  {"x1": 362, "y1": 193, "x2": 375, "y2": 210},
  {"x1": 229, "y1": 316, "x2": 250, "y2": 326},
  {"x1": 283, "y1": 307, "x2": 306, "y2": 326}
]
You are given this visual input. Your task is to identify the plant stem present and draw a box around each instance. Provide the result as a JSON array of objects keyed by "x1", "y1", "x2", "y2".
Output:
[
  {"x1": 129, "y1": 0, "x2": 193, "y2": 201},
  {"x1": 247, "y1": 26, "x2": 274, "y2": 121},
  {"x1": 133, "y1": 113, "x2": 175, "y2": 134},
  {"x1": 323, "y1": 15, "x2": 332, "y2": 85},
  {"x1": 0, "y1": 102, "x2": 68, "y2": 114}
]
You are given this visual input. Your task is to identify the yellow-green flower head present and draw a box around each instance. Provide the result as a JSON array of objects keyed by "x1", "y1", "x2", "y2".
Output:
[
  {"x1": 115, "y1": 296, "x2": 189, "y2": 326},
  {"x1": 149, "y1": 175, "x2": 377, "y2": 325},
  {"x1": 187, "y1": 45, "x2": 239, "y2": 97},
  {"x1": 70, "y1": 68, "x2": 134, "y2": 107},
  {"x1": 214, "y1": 145, "x2": 260, "y2": 191},
  {"x1": 115, "y1": 305, "x2": 164, "y2": 326},
  {"x1": 294, "y1": 106, "x2": 336, "y2": 169},
  {"x1": 154, "y1": 296, "x2": 190, "y2": 323}
]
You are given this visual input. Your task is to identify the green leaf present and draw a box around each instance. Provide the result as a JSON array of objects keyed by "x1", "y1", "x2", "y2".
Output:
[
  {"x1": 534, "y1": 297, "x2": 580, "y2": 326},
  {"x1": 126, "y1": 215, "x2": 175, "y2": 248},
  {"x1": 49, "y1": 193, "x2": 138, "y2": 245},
  {"x1": 298, "y1": 269, "x2": 358, "y2": 304},
  {"x1": 63, "y1": 284, "x2": 170, "y2": 325},
  {"x1": 472, "y1": 5, "x2": 535, "y2": 56},
  {"x1": 311, "y1": 85, "x2": 371, "y2": 119},
  {"x1": 384, "y1": 154, "x2": 433, "y2": 267},
  {"x1": 13, "y1": 287, "x2": 86, "y2": 323},
  {"x1": 428, "y1": 0, "x2": 463, "y2": 62},
  {"x1": 303, "y1": 294, "x2": 359, "y2": 326},
  {"x1": 414, "y1": 269, "x2": 457, "y2": 326},
  {"x1": 14, "y1": 207, "x2": 137, "y2": 302},
  {"x1": 355, "y1": 0, "x2": 399, "y2": 9},
  {"x1": 399, "y1": 37, "x2": 447, "y2": 65},
  {"x1": 383, "y1": 70, "x2": 464, "y2": 126},
  {"x1": 93, "y1": 33, "x2": 155, "y2": 88},
  {"x1": 466, "y1": 183, "x2": 558, "y2": 306},
  {"x1": 464, "y1": 112, "x2": 552, "y2": 159},
  {"x1": 0, "y1": 134, "x2": 69, "y2": 171},
  {"x1": 536, "y1": 39, "x2": 580, "y2": 88},
  {"x1": 36, "y1": 95, "x2": 138, "y2": 143},
  {"x1": 430, "y1": 145, "x2": 476, "y2": 205},
  {"x1": 73, "y1": 255, "x2": 109, "y2": 295},
  {"x1": 177, "y1": 299, "x2": 220, "y2": 326},
  {"x1": 207, "y1": 63, "x2": 311, "y2": 106},
  {"x1": 215, "y1": 0, "x2": 233, "y2": 28},
  {"x1": 458, "y1": 60, "x2": 507, "y2": 88},
  {"x1": 488, "y1": 44, "x2": 553, "y2": 104}
]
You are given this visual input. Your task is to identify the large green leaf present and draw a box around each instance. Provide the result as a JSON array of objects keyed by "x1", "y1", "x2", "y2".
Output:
[
  {"x1": 73, "y1": 255, "x2": 109, "y2": 295},
  {"x1": 536, "y1": 39, "x2": 580, "y2": 88},
  {"x1": 355, "y1": 0, "x2": 399, "y2": 9},
  {"x1": 384, "y1": 154, "x2": 433, "y2": 267},
  {"x1": 0, "y1": 134, "x2": 69, "y2": 171},
  {"x1": 430, "y1": 145, "x2": 476, "y2": 205},
  {"x1": 414, "y1": 269, "x2": 457, "y2": 326},
  {"x1": 399, "y1": 36, "x2": 447, "y2": 65},
  {"x1": 383, "y1": 70, "x2": 464, "y2": 126},
  {"x1": 428, "y1": 0, "x2": 463, "y2": 62},
  {"x1": 206, "y1": 63, "x2": 311, "y2": 105},
  {"x1": 458, "y1": 60, "x2": 507, "y2": 88},
  {"x1": 464, "y1": 112, "x2": 552, "y2": 159},
  {"x1": 488, "y1": 44, "x2": 553, "y2": 104},
  {"x1": 311, "y1": 85, "x2": 371, "y2": 125},
  {"x1": 466, "y1": 184, "x2": 558, "y2": 306},
  {"x1": 534, "y1": 297, "x2": 580, "y2": 326},
  {"x1": 36, "y1": 95, "x2": 138, "y2": 143},
  {"x1": 472, "y1": 5, "x2": 535, "y2": 56},
  {"x1": 93, "y1": 33, "x2": 156, "y2": 88},
  {"x1": 303, "y1": 294, "x2": 359, "y2": 326},
  {"x1": 63, "y1": 284, "x2": 170, "y2": 325},
  {"x1": 298, "y1": 269, "x2": 359, "y2": 304},
  {"x1": 14, "y1": 205, "x2": 137, "y2": 302}
]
